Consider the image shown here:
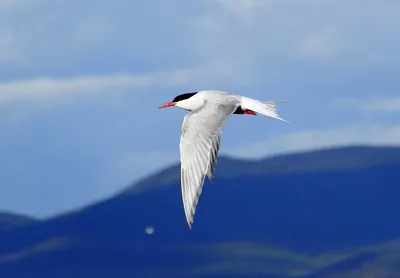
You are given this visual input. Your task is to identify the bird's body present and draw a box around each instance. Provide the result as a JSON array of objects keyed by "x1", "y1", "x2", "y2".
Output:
[{"x1": 159, "y1": 90, "x2": 290, "y2": 228}]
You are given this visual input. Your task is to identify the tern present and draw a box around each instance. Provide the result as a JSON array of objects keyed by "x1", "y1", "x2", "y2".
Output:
[{"x1": 159, "y1": 90, "x2": 290, "y2": 228}]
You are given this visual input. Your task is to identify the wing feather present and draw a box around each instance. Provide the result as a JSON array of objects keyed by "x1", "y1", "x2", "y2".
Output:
[
  {"x1": 207, "y1": 131, "x2": 220, "y2": 183},
  {"x1": 179, "y1": 101, "x2": 237, "y2": 228}
]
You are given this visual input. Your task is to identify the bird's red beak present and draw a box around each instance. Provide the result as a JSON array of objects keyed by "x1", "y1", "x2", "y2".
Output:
[{"x1": 159, "y1": 101, "x2": 176, "y2": 108}]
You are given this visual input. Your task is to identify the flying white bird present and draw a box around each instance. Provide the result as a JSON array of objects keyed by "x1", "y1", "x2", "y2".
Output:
[{"x1": 159, "y1": 90, "x2": 290, "y2": 228}]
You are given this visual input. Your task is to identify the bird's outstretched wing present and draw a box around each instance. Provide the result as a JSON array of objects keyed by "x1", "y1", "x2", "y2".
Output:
[{"x1": 179, "y1": 100, "x2": 238, "y2": 228}]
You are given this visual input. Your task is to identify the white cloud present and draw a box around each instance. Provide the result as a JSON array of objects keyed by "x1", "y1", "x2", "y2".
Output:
[
  {"x1": 216, "y1": 0, "x2": 274, "y2": 23},
  {"x1": 229, "y1": 124, "x2": 400, "y2": 158},
  {"x1": 0, "y1": 64, "x2": 245, "y2": 106},
  {"x1": 0, "y1": 0, "x2": 28, "y2": 8},
  {"x1": 338, "y1": 97, "x2": 400, "y2": 112},
  {"x1": 217, "y1": 0, "x2": 273, "y2": 8},
  {"x1": 188, "y1": 0, "x2": 400, "y2": 87},
  {"x1": 0, "y1": 27, "x2": 22, "y2": 64},
  {"x1": 297, "y1": 27, "x2": 342, "y2": 60},
  {"x1": 0, "y1": 74, "x2": 150, "y2": 100},
  {"x1": 0, "y1": 74, "x2": 151, "y2": 107},
  {"x1": 1, "y1": 0, "x2": 399, "y2": 89}
]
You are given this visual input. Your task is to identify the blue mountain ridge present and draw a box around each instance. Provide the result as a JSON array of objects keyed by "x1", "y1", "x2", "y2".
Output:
[
  {"x1": 0, "y1": 211, "x2": 37, "y2": 231},
  {"x1": 0, "y1": 145, "x2": 399, "y2": 277}
]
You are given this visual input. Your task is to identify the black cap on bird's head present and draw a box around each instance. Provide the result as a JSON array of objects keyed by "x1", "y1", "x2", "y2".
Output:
[
  {"x1": 159, "y1": 92, "x2": 198, "y2": 108},
  {"x1": 173, "y1": 92, "x2": 198, "y2": 102}
]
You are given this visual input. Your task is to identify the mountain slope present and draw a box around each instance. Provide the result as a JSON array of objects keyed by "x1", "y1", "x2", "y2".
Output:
[
  {"x1": 0, "y1": 145, "x2": 400, "y2": 277},
  {"x1": 124, "y1": 145, "x2": 400, "y2": 194},
  {"x1": 0, "y1": 212, "x2": 37, "y2": 231}
]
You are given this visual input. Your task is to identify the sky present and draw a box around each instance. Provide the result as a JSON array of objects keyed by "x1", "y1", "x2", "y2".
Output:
[{"x1": 0, "y1": 0, "x2": 399, "y2": 218}]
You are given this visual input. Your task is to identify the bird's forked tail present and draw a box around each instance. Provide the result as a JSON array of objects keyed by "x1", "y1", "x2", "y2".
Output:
[{"x1": 241, "y1": 97, "x2": 292, "y2": 123}]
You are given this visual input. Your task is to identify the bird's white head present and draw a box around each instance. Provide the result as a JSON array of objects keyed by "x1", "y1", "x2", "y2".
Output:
[{"x1": 158, "y1": 92, "x2": 200, "y2": 111}]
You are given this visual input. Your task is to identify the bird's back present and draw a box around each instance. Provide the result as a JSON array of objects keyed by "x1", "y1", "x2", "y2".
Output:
[{"x1": 196, "y1": 90, "x2": 240, "y2": 105}]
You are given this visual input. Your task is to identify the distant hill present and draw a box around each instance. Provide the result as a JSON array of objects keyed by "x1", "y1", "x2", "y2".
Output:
[
  {"x1": 123, "y1": 145, "x2": 400, "y2": 195},
  {"x1": 0, "y1": 145, "x2": 400, "y2": 277},
  {"x1": 0, "y1": 212, "x2": 37, "y2": 231}
]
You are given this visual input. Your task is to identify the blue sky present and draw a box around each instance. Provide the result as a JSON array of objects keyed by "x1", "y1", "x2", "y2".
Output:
[{"x1": 0, "y1": 0, "x2": 399, "y2": 218}]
